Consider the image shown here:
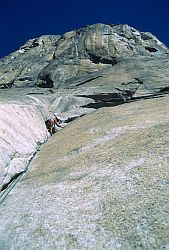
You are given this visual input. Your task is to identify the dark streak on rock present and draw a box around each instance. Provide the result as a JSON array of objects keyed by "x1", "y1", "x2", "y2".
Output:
[
  {"x1": 27, "y1": 92, "x2": 45, "y2": 95},
  {"x1": 158, "y1": 87, "x2": 169, "y2": 93},
  {"x1": 145, "y1": 47, "x2": 158, "y2": 53},
  {"x1": 75, "y1": 76, "x2": 102, "y2": 87},
  {"x1": 87, "y1": 52, "x2": 118, "y2": 66},
  {"x1": 82, "y1": 101, "x2": 124, "y2": 109},
  {"x1": 1, "y1": 172, "x2": 24, "y2": 192},
  {"x1": 64, "y1": 115, "x2": 84, "y2": 123},
  {"x1": 76, "y1": 92, "x2": 132, "y2": 102},
  {"x1": 0, "y1": 82, "x2": 13, "y2": 89},
  {"x1": 38, "y1": 74, "x2": 54, "y2": 88},
  {"x1": 134, "y1": 78, "x2": 144, "y2": 84}
]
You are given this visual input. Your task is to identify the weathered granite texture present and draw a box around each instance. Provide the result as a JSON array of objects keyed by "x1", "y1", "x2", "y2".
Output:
[
  {"x1": 37, "y1": 24, "x2": 168, "y2": 88},
  {"x1": 0, "y1": 23, "x2": 169, "y2": 249},
  {"x1": 0, "y1": 35, "x2": 60, "y2": 88},
  {"x1": 0, "y1": 90, "x2": 50, "y2": 190},
  {"x1": 0, "y1": 23, "x2": 168, "y2": 89},
  {"x1": 0, "y1": 96, "x2": 169, "y2": 249}
]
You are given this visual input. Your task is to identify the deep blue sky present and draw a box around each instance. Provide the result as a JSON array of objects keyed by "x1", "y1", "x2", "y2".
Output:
[{"x1": 0, "y1": 0, "x2": 169, "y2": 58}]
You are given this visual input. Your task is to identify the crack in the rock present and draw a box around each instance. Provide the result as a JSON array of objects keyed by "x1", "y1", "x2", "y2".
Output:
[
  {"x1": 0, "y1": 87, "x2": 168, "y2": 201},
  {"x1": 77, "y1": 92, "x2": 132, "y2": 109},
  {"x1": 82, "y1": 101, "x2": 124, "y2": 109},
  {"x1": 158, "y1": 86, "x2": 169, "y2": 93},
  {"x1": 0, "y1": 143, "x2": 44, "y2": 204},
  {"x1": 145, "y1": 46, "x2": 158, "y2": 53},
  {"x1": 77, "y1": 87, "x2": 169, "y2": 110},
  {"x1": 64, "y1": 115, "x2": 84, "y2": 123},
  {"x1": 75, "y1": 76, "x2": 102, "y2": 87},
  {"x1": 1, "y1": 172, "x2": 24, "y2": 192},
  {"x1": 134, "y1": 78, "x2": 143, "y2": 84},
  {"x1": 76, "y1": 92, "x2": 132, "y2": 102}
]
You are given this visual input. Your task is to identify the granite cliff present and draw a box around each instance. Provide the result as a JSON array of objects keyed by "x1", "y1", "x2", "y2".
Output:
[{"x1": 0, "y1": 23, "x2": 169, "y2": 249}]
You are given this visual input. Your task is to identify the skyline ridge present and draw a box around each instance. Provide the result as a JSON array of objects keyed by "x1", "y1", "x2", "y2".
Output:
[{"x1": 0, "y1": 0, "x2": 169, "y2": 58}]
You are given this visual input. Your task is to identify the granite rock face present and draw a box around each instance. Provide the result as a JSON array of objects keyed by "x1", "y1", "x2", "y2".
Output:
[
  {"x1": 0, "y1": 23, "x2": 169, "y2": 249},
  {"x1": 0, "y1": 92, "x2": 50, "y2": 190},
  {"x1": 0, "y1": 23, "x2": 168, "y2": 89},
  {"x1": 0, "y1": 24, "x2": 169, "y2": 118},
  {"x1": 0, "y1": 35, "x2": 60, "y2": 88},
  {"x1": 38, "y1": 23, "x2": 168, "y2": 88},
  {"x1": 0, "y1": 96, "x2": 169, "y2": 249}
]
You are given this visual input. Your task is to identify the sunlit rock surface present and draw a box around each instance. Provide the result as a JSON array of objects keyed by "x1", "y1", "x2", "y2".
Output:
[
  {"x1": 0, "y1": 23, "x2": 168, "y2": 89},
  {"x1": 0, "y1": 35, "x2": 60, "y2": 88},
  {"x1": 0, "y1": 23, "x2": 169, "y2": 249},
  {"x1": 0, "y1": 90, "x2": 51, "y2": 190},
  {"x1": 0, "y1": 96, "x2": 169, "y2": 249}
]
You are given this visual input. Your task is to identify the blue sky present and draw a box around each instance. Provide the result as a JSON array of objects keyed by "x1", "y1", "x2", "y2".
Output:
[{"x1": 0, "y1": 0, "x2": 169, "y2": 58}]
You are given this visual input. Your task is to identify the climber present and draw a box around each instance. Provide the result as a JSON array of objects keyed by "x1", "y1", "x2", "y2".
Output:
[
  {"x1": 52, "y1": 116, "x2": 63, "y2": 133},
  {"x1": 45, "y1": 116, "x2": 63, "y2": 136},
  {"x1": 45, "y1": 119, "x2": 53, "y2": 135}
]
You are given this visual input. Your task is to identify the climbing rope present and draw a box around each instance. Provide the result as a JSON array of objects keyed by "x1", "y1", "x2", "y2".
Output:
[
  {"x1": 0, "y1": 141, "x2": 46, "y2": 206},
  {"x1": 0, "y1": 115, "x2": 65, "y2": 205}
]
